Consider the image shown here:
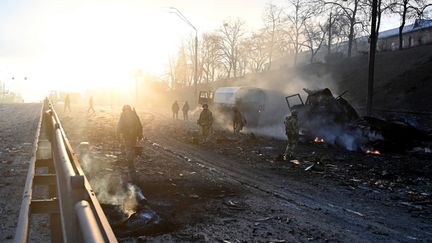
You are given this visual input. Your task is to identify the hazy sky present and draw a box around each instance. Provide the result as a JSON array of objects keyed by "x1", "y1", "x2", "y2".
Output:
[{"x1": 0, "y1": 0, "x2": 402, "y2": 101}]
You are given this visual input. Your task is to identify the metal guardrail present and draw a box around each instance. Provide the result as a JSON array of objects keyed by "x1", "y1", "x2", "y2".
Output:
[{"x1": 14, "y1": 99, "x2": 117, "y2": 243}]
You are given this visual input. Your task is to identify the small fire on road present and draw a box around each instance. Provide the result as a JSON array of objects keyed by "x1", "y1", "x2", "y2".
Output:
[
  {"x1": 314, "y1": 137, "x2": 325, "y2": 143},
  {"x1": 366, "y1": 149, "x2": 381, "y2": 155}
]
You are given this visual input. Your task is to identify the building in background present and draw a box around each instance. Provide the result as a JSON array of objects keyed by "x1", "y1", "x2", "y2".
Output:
[
  {"x1": 0, "y1": 80, "x2": 23, "y2": 103},
  {"x1": 377, "y1": 19, "x2": 432, "y2": 51}
]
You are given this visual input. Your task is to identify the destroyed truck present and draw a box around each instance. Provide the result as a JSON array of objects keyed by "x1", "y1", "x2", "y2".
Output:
[
  {"x1": 198, "y1": 86, "x2": 266, "y2": 127},
  {"x1": 286, "y1": 88, "x2": 431, "y2": 152}
]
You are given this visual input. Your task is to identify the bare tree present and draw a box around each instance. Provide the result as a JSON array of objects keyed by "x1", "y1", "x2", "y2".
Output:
[
  {"x1": 321, "y1": 5, "x2": 345, "y2": 57},
  {"x1": 201, "y1": 33, "x2": 223, "y2": 83},
  {"x1": 263, "y1": 2, "x2": 284, "y2": 70},
  {"x1": 219, "y1": 18, "x2": 246, "y2": 78},
  {"x1": 174, "y1": 47, "x2": 189, "y2": 87},
  {"x1": 323, "y1": 0, "x2": 369, "y2": 57},
  {"x1": 166, "y1": 55, "x2": 177, "y2": 89},
  {"x1": 242, "y1": 32, "x2": 269, "y2": 73},
  {"x1": 284, "y1": 0, "x2": 314, "y2": 65},
  {"x1": 390, "y1": 0, "x2": 432, "y2": 50},
  {"x1": 303, "y1": 22, "x2": 328, "y2": 63},
  {"x1": 375, "y1": 0, "x2": 397, "y2": 35}
]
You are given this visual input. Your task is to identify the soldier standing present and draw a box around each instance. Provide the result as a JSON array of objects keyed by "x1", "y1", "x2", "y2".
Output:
[
  {"x1": 182, "y1": 101, "x2": 190, "y2": 121},
  {"x1": 172, "y1": 101, "x2": 179, "y2": 120},
  {"x1": 64, "y1": 94, "x2": 71, "y2": 112},
  {"x1": 233, "y1": 107, "x2": 246, "y2": 135},
  {"x1": 284, "y1": 110, "x2": 299, "y2": 160},
  {"x1": 197, "y1": 104, "x2": 213, "y2": 142},
  {"x1": 117, "y1": 105, "x2": 143, "y2": 180}
]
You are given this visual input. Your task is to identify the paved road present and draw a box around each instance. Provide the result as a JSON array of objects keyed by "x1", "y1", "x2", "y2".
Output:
[{"x1": 0, "y1": 103, "x2": 48, "y2": 242}]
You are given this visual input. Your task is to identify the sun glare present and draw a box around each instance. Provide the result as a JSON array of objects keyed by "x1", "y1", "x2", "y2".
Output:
[{"x1": 27, "y1": 2, "x2": 185, "y2": 95}]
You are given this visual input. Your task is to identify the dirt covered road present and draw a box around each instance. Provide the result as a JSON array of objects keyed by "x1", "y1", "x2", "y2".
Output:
[
  {"x1": 0, "y1": 103, "x2": 50, "y2": 242},
  {"x1": 58, "y1": 104, "x2": 432, "y2": 242}
]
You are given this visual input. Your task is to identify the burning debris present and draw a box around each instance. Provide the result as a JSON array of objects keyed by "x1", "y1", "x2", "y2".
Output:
[
  {"x1": 314, "y1": 137, "x2": 325, "y2": 143},
  {"x1": 366, "y1": 149, "x2": 381, "y2": 155},
  {"x1": 98, "y1": 179, "x2": 162, "y2": 236},
  {"x1": 76, "y1": 149, "x2": 161, "y2": 236},
  {"x1": 286, "y1": 88, "x2": 432, "y2": 153}
]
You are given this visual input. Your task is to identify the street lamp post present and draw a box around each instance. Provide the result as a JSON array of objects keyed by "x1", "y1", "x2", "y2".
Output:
[{"x1": 168, "y1": 7, "x2": 198, "y2": 100}]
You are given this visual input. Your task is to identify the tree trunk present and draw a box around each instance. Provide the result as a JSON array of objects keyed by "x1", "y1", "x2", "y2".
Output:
[
  {"x1": 367, "y1": 0, "x2": 378, "y2": 116},
  {"x1": 347, "y1": 1, "x2": 358, "y2": 58},
  {"x1": 327, "y1": 12, "x2": 332, "y2": 57},
  {"x1": 347, "y1": 24, "x2": 354, "y2": 58},
  {"x1": 268, "y1": 26, "x2": 275, "y2": 70},
  {"x1": 399, "y1": 1, "x2": 408, "y2": 50},
  {"x1": 376, "y1": 0, "x2": 382, "y2": 36},
  {"x1": 310, "y1": 50, "x2": 314, "y2": 63}
]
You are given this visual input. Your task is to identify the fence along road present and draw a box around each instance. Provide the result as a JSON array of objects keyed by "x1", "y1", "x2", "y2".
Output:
[{"x1": 14, "y1": 99, "x2": 117, "y2": 243}]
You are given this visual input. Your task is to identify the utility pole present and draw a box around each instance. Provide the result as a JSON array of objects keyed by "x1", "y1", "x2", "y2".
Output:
[
  {"x1": 194, "y1": 34, "x2": 198, "y2": 99},
  {"x1": 367, "y1": 0, "x2": 378, "y2": 116},
  {"x1": 168, "y1": 7, "x2": 198, "y2": 99}
]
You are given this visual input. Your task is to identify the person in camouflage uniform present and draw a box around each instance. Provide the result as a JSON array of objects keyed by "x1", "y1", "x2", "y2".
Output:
[
  {"x1": 197, "y1": 104, "x2": 213, "y2": 142},
  {"x1": 284, "y1": 110, "x2": 299, "y2": 160},
  {"x1": 233, "y1": 107, "x2": 246, "y2": 135},
  {"x1": 117, "y1": 105, "x2": 143, "y2": 179},
  {"x1": 172, "y1": 101, "x2": 179, "y2": 120},
  {"x1": 182, "y1": 101, "x2": 190, "y2": 121}
]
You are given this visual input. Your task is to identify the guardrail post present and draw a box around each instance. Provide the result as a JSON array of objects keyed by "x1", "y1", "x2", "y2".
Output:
[{"x1": 15, "y1": 99, "x2": 117, "y2": 243}]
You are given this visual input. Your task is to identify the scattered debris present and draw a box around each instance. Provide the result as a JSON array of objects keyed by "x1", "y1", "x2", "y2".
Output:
[
  {"x1": 344, "y1": 208, "x2": 364, "y2": 217},
  {"x1": 290, "y1": 160, "x2": 300, "y2": 165}
]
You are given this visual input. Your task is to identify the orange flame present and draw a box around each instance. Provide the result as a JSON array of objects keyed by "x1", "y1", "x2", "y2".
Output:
[
  {"x1": 366, "y1": 149, "x2": 381, "y2": 155},
  {"x1": 314, "y1": 137, "x2": 324, "y2": 143}
]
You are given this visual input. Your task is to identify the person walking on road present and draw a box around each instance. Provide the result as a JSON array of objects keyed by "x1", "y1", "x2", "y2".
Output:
[
  {"x1": 117, "y1": 105, "x2": 143, "y2": 180},
  {"x1": 197, "y1": 104, "x2": 213, "y2": 142},
  {"x1": 172, "y1": 101, "x2": 179, "y2": 120},
  {"x1": 88, "y1": 96, "x2": 95, "y2": 113},
  {"x1": 64, "y1": 94, "x2": 71, "y2": 112},
  {"x1": 182, "y1": 101, "x2": 190, "y2": 121}
]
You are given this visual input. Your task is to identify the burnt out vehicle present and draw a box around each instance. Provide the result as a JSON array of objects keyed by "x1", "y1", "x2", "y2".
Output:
[
  {"x1": 286, "y1": 88, "x2": 360, "y2": 125},
  {"x1": 199, "y1": 86, "x2": 266, "y2": 127},
  {"x1": 286, "y1": 88, "x2": 431, "y2": 153}
]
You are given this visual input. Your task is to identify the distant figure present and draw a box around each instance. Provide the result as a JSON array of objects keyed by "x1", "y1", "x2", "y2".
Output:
[
  {"x1": 88, "y1": 96, "x2": 95, "y2": 113},
  {"x1": 64, "y1": 94, "x2": 71, "y2": 112},
  {"x1": 172, "y1": 101, "x2": 179, "y2": 120},
  {"x1": 182, "y1": 101, "x2": 190, "y2": 121},
  {"x1": 197, "y1": 104, "x2": 213, "y2": 142},
  {"x1": 233, "y1": 107, "x2": 246, "y2": 135},
  {"x1": 117, "y1": 105, "x2": 143, "y2": 180},
  {"x1": 283, "y1": 110, "x2": 299, "y2": 160}
]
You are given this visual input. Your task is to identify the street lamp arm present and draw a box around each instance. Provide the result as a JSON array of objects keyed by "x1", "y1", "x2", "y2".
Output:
[
  {"x1": 168, "y1": 7, "x2": 197, "y2": 33},
  {"x1": 166, "y1": 6, "x2": 199, "y2": 99}
]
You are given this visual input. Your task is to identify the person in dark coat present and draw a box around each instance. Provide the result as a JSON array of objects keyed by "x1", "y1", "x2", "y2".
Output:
[
  {"x1": 172, "y1": 101, "x2": 179, "y2": 120},
  {"x1": 117, "y1": 105, "x2": 143, "y2": 179},
  {"x1": 182, "y1": 101, "x2": 190, "y2": 121}
]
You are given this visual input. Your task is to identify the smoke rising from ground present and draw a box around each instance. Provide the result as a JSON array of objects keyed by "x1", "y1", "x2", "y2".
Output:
[{"x1": 78, "y1": 146, "x2": 144, "y2": 216}]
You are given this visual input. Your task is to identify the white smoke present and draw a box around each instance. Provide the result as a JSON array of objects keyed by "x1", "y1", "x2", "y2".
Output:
[{"x1": 78, "y1": 146, "x2": 145, "y2": 215}]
